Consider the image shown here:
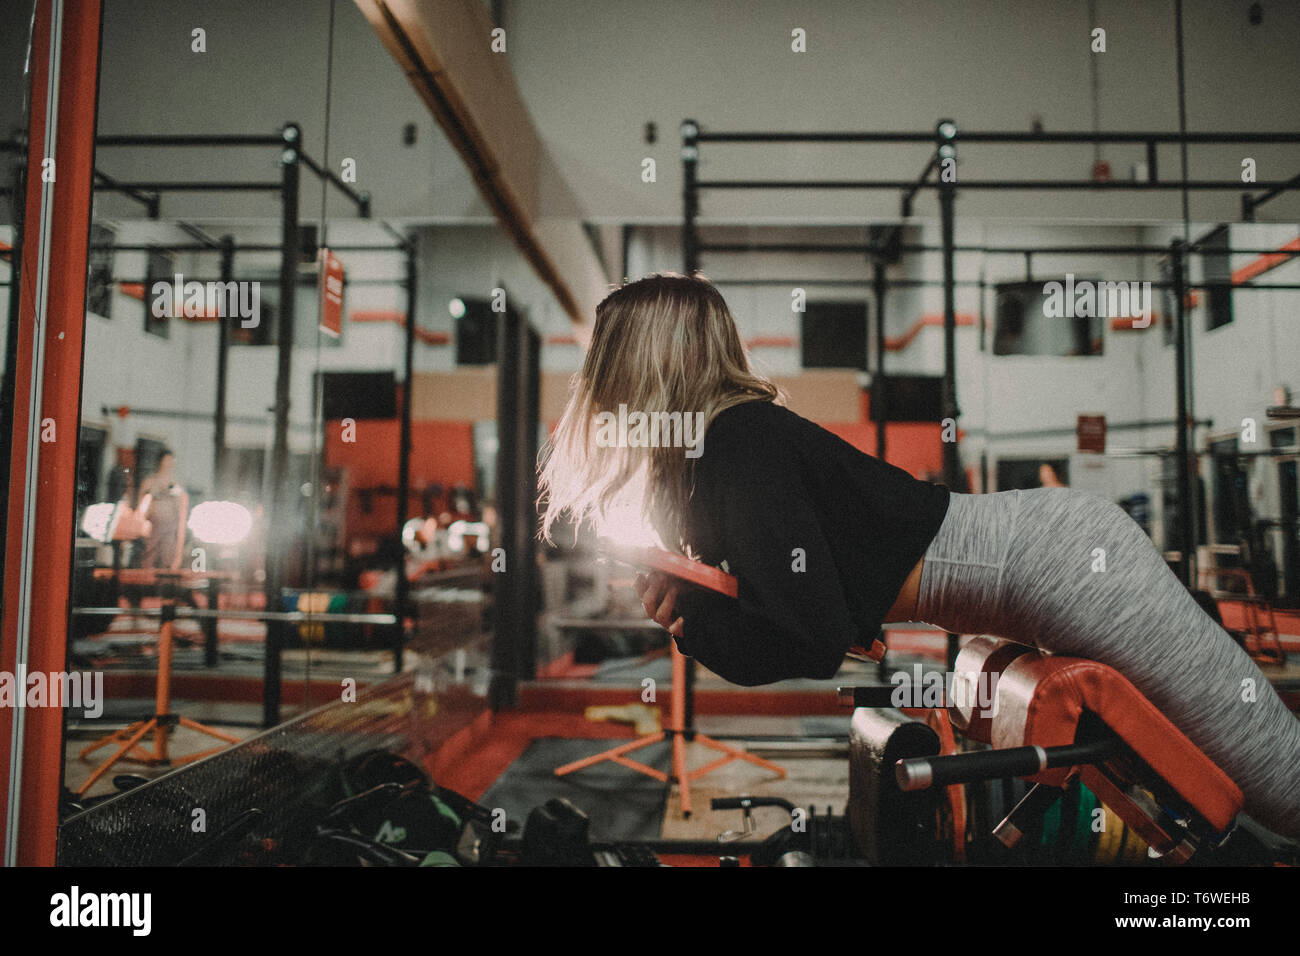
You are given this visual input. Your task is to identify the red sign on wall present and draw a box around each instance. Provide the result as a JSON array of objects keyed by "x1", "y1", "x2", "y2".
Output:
[
  {"x1": 1076, "y1": 414, "x2": 1106, "y2": 454},
  {"x1": 319, "y1": 248, "x2": 344, "y2": 337}
]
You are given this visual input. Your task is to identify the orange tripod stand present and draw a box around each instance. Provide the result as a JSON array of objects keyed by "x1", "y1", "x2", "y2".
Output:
[
  {"x1": 77, "y1": 601, "x2": 239, "y2": 795},
  {"x1": 554, "y1": 643, "x2": 785, "y2": 817}
]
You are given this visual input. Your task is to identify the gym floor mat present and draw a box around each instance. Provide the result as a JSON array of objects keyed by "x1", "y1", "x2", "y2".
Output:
[
  {"x1": 478, "y1": 737, "x2": 670, "y2": 842},
  {"x1": 660, "y1": 754, "x2": 849, "y2": 843}
]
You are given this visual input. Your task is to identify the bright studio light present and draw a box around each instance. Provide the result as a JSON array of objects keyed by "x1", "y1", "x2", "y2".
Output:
[
  {"x1": 81, "y1": 502, "x2": 117, "y2": 543},
  {"x1": 188, "y1": 501, "x2": 253, "y2": 545},
  {"x1": 595, "y1": 472, "x2": 662, "y2": 550},
  {"x1": 447, "y1": 520, "x2": 490, "y2": 552},
  {"x1": 448, "y1": 297, "x2": 466, "y2": 319},
  {"x1": 596, "y1": 515, "x2": 661, "y2": 550},
  {"x1": 402, "y1": 517, "x2": 425, "y2": 550}
]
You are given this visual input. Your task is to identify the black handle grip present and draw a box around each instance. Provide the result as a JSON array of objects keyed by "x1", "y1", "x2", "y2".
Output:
[
  {"x1": 895, "y1": 738, "x2": 1118, "y2": 791},
  {"x1": 836, "y1": 686, "x2": 902, "y2": 709},
  {"x1": 710, "y1": 796, "x2": 797, "y2": 813}
]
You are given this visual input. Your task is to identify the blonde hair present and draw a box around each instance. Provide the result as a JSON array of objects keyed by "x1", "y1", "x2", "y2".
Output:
[{"x1": 538, "y1": 272, "x2": 781, "y2": 550}]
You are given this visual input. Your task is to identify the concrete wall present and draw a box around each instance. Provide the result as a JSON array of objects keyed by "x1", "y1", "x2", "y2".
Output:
[{"x1": 507, "y1": 0, "x2": 1300, "y2": 224}]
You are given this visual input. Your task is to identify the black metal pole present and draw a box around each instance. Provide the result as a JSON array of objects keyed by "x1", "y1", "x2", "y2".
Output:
[
  {"x1": 95, "y1": 133, "x2": 285, "y2": 147},
  {"x1": 89, "y1": 242, "x2": 407, "y2": 255},
  {"x1": 937, "y1": 122, "x2": 961, "y2": 671},
  {"x1": 214, "y1": 236, "x2": 233, "y2": 495},
  {"x1": 682, "y1": 120, "x2": 700, "y2": 276},
  {"x1": 694, "y1": 130, "x2": 1300, "y2": 145},
  {"x1": 1172, "y1": 240, "x2": 1194, "y2": 587},
  {"x1": 91, "y1": 169, "x2": 158, "y2": 216},
  {"x1": 299, "y1": 153, "x2": 371, "y2": 217},
  {"x1": 394, "y1": 242, "x2": 416, "y2": 674},
  {"x1": 1242, "y1": 170, "x2": 1300, "y2": 221},
  {"x1": 204, "y1": 235, "x2": 235, "y2": 672},
  {"x1": 696, "y1": 178, "x2": 1299, "y2": 192},
  {"x1": 681, "y1": 119, "x2": 700, "y2": 740},
  {"x1": 1174, "y1": 0, "x2": 1192, "y2": 241},
  {"x1": 95, "y1": 181, "x2": 283, "y2": 193},
  {"x1": 901, "y1": 154, "x2": 938, "y2": 218},
  {"x1": 714, "y1": 277, "x2": 983, "y2": 289},
  {"x1": 1174, "y1": 0, "x2": 1198, "y2": 571},
  {"x1": 263, "y1": 124, "x2": 300, "y2": 728},
  {"x1": 700, "y1": 240, "x2": 1294, "y2": 258},
  {"x1": 519, "y1": 326, "x2": 541, "y2": 681},
  {"x1": 0, "y1": 155, "x2": 25, "y2": 593},
  {"x1": 873, "y1": 259, "x2": 888, "y2": 460},
  {"x1": 490, "y1": 307, "x2": 521, "y2": 711},
  {"x1": 709, "y1": 277, "x2": 1300, "y2": 292},
  {"x1": 203, "y1": 578, "x2": 221, "y2": 669},
  {"x1": 937, "y1": 134, "x2": 961, "y2": 492}
]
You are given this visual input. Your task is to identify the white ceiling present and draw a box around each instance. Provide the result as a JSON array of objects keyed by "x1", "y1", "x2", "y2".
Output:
[
  {"x1": 504, "y1": 0, "x2": 1300, "y2": 225},
  {"x1": 67, "y1": 0, "x2": 1300, "y2": 233}
]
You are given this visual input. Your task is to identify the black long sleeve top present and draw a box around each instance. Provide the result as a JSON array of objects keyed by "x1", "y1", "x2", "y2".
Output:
[{"x1": 670, "y1": 400, "x2": 951, "y2": 686}]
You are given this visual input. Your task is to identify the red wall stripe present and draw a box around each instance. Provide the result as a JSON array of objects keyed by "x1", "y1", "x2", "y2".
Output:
[
  {"x1": 350, "y1": 309, "x2": 451, "y2": 344},
  {"x1": 1231, "y1": 235, "x2": 1300, "y2": 285}
]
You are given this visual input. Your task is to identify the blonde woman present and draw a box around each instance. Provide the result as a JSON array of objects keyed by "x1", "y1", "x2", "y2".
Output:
[{"x1": 538, "y1": 272, "x2": 1300, "y2": 839}]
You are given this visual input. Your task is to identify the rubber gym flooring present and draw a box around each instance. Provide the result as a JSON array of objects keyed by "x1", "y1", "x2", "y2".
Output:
[
  {"x1": 476, "y1": 715, "x2": 853, "y2": 844},
  {"x1": 62, "y1": 615, "x2": 1300, "y2": 836}
]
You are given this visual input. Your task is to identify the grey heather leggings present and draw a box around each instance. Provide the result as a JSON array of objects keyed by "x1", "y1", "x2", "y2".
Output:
[{"x1": 915, "y1": 487, "x2": 1300, "y2": 839}]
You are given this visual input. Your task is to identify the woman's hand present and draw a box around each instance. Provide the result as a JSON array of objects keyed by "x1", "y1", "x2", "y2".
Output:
[{"x1": 633, "y1": 571, "x2": 685, "y2": 638}]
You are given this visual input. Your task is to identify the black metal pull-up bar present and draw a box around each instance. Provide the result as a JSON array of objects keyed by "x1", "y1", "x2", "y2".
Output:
[
  {"x1": 694, "y1": 129, "x2": 1300, "y2": 145},
  {"x1": 92, "y1": 130, "x2": 372, "y2": 219},
  {"x1": 697, "y1": 178, "x2": 1300, "y2": 192},
  {"x1": 699, "y1": 241, "x2": 1295, "y2": 257},
  {"x1": 707, "y1": 277, "x2": 1300, "y2": 293}
]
